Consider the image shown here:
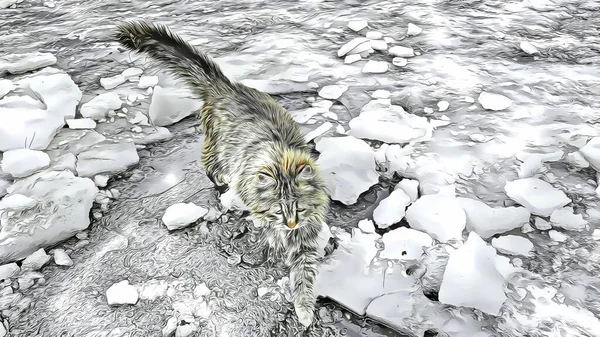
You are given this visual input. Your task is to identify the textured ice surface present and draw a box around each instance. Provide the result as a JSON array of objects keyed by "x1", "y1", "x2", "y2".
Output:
[
  {"x1": 405, "y1": 194, "x2": 467, "y2": 242},
  {"x1": 1, "y1": 149, "x2": 50, "y2": 178},
  {"x1": 504, "y1": 178, "x2": 571, "y2": 216}
]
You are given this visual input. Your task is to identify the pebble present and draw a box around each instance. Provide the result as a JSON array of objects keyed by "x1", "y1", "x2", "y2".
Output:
[
  {"x1": 362, "y1": 60, "x2": 389, "y2": 74},
  {"x1": 344, "y1": 54, "x2": 361, "y2": 64},
  {"x1": 392, "y1": 57, "x2": 408, "y2": 67},
  {"x1": 348, "y1": 20, "x2": 368, "y2": 32},
  {"x1": 366, "y1": 31, "x2": 383, "y2": 40},
  {"x1": 406, "y1": 23, "x2": 422, "y2": 36},
  {"x1": 106, "y1": 280, "x2": 139, "y2": 305},
  {"x1": 437, "y1": 100, "x2": 449, "y2": 112}
]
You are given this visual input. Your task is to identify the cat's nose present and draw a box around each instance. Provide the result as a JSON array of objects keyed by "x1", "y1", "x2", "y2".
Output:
[{"x1": 287, "y1": 220, "x2": 296, "y2": 229}]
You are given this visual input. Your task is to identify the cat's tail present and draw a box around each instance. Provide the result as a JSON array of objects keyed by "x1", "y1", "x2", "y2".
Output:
[{"x1": 114, "y1": 20, "x2": 232, "y2": 98}]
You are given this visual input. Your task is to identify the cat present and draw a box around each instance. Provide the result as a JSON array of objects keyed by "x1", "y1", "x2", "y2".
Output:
[{"x1": 115, "y1": 21, "x2": 329, "y2": 327}]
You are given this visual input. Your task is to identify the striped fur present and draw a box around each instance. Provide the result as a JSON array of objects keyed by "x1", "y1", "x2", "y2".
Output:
[{"x1": 115, "y1": 21, "x2": 329, "y2": 327}]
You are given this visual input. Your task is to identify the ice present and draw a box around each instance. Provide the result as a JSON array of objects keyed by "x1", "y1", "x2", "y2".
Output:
[
  {"x1": 0, "y1": 52, "x2": 56, "y2": 74},
  {"x1": 477, "y1": 91, "x2": 512, "y2": 111},
  {"x1": 388, "y1": 46, "x2": 414, "y2": 58},
  {"x1": 362, "y1": 60, "x2": 389, "y2": 74},
  {"x1": 491, "y1": 235, "x2": 534, "y2": 257},
  {"x1": 592, "y1": 229, "x2": 600, "y2": 240},
  {"x1": 504, "y1": 178, "x2": 571, "y2": 216},
  {"x1": 379, "y1": 227, "x2": 433, "y2": 260},
  {"x1": 315, "y1": 136, "x2": 379, "y2": 205},
  {"x1": 148, "y1": 86, "x2": 204, "y2": 127},
  {"x1": 81, "y1": 94, "x2": 121, "y2": 121},
  {"x1": 0, "y1": 170, "x2": 97, "y2": 263},
  {"x1": 137, "y1": 75, "x2": 159, "y2": 88},
  {"x1": 357, "y1": 218, "x2": 376, "y2": 234},
  {"x1": 0, "y1": 109, "x2": 64, "y2": 152},
  {"x1": 29, "y1": 72, "x2": 82, "y2": 119},
  {"x1": 122, "y1": 67, "x2": 143, "y2": 81},
  {"x1": 366, "y1": 31, "x2": 383, "y2": 39},
  {"x1": 549, "y1": 207, "x2": 588, "y2": 231},
  {"x1": 51, "y1": 249, "x2": 73, "y2": 267},
  {"x1": 344, "y1": 54, "x2": 361, "y2": 64},
  {"x1": 348, "y1": 20, "x2": 368, "y2": 32},
  {"x1": 219, "y1": 188, "x2": 247, "y2": 211},
  {"x1": 318, "y1": 85, "x2": 348, "y2": 100},
  {"x1": 392, "y1": 57, "x2": 408, "y2": 67},
  {"x1": 519, "y1": 41, "x2": 539, "y2": 55},
  {"x1": 458, "y1": 197, "x2": 531, "y2": 238},
  {"x1": 369, "y1": 40, "x2": 388, "y2": 51},
  {"x1": 347, "y1": 99, "x2": 432, "y2": 144},
  {"x1": 565, "y1": 151, "x2": 589, "y2": 169},
  {"x1": 1, "y1": 149, "x2": 50, "y2": 178},
  {"x1": 406, "y1": 23, "x2": 422, "y2": 36},
  {"x1": 162, "y1": 202, "x2": 208, "y2": 231},
  {"x1": 304, "y1": 122, "x2": 332, "y2": 142},
  {"x1": 533, "y1": 217, "x2": 552, "y2": 230},
  {"x1": 0, "y1": 179, "x2": 9, "y2": 198},
  {"x1": 437, "y1": 100, "x2": 449, "y2": 112},
  {"x1": 0, "y1": 194, "x2": 36, "y2": 211},
  {"x1": 193, "y1": 283, "x2": 211, "y2": 298},
  {"x1": 405, "y1": 194, "x2": 466, "y2": 242},
  {"x1": 439, "y1": 232, "x2": 507, "y2": 315},
  {"x1": 371, "y1": 90, "x2": 390, "y2": 99},
  {"x1": 0, "y1": 263, "x2": 19, "y2": 280},
  {"x1": 0, "y1": 0, "x2": 18, "y2": 8},
  {"x1": 100, "y1": 74, "x2": 126, "y2": 90},
  {"x1": 0, "y1": 95, "x2": 45, "y2": 109},
  {"x1": 292, "y1": 100, "x2": 333, "y2": 123},
  {"x1": 395, "y1": 179, "x2": 419, "y2": 202},
  {"x1": 66, "y1": 118, "x2": 96, "y2": 130},
  {"x1": 106, "y1": 280, "x2": 139, "y2": 306},
  {"x1": 372, "y1": 189, "x2": 411, "y2": 229},
  {"x1": 75, "y1": 141, "x2": 139, "y2": 177},
  {"x1": 337, "y1": 38, "x2": 370, "y2": 57},
  {"x1": 0, "y1": 79, "x2": 13, "y2": 98},
  {"x1": 21, "y1": 248, "x2": 50, "y2": 271},
  {"x1": 578, "y1": 137, "x2": 600, "y2": 171}
]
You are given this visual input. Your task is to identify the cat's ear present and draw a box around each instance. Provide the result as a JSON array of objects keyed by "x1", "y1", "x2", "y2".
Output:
[
  {"x1": 297, "y1": 164, "x2": 314, "y2": 178},
  {"x1": 257, "y1": 171, "x2": 275, "y2": 185}
]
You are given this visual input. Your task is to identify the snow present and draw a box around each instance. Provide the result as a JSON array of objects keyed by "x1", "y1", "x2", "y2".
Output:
[
  {"x1": 66, "y1": 118, "x2": 96, "y2": 130},
  {"x1": 0, "y1": 79, "x2": 13, "y2": 98},
  {"x1": 405, "y1": 194, "x2": 466, "y2": 242},
  {"x1": 395, "y1": 179, "x2": 419, "y2": 202},
  {"x1": 504, "y1": 178, "x2": 571, "y2": 216},
  {"x1": 0, "y1": 170, "x2": 98, "y2": 263},
  {"x1": 315, "y1": 136, "x2": 379, "y2": 205},
  {"x1": 388, "y1": 46, "x2": 415, "y2": 58},
  {"x1": 380, "y1": 227, "x2": 433, "y2": 260},
  {"x1": 137, "y1": 75, "x2": 159, "y2": 88},
  {"x1": 520, "y1": 41, "x2": 539, "y2": 55},
  {"x1": 347, "y1": 99, "x2": 432, "y2": 144},
  {"x1": 162, "y1": 203, "x2": 208, "y2": 231},
  {"x1": 549, "y1": 207, "x2": 588, "y2": 231},
  {"x1": 106, "y1": 280, "x2": 139, "y2": 305},
  {"x1": 438, "y1": 232, "x2": 507, "y2": 315},
  {"x1": 29, "y1": 72, "x2": 82, "y2": 119},
  {"x1": 362, "y1": 60, "x2": 389, "y2": 74},
  {"x1": 366, "y1": 31, "x2": 383, "y2": 39},
  {"x1": 406, "y1": 23, "x2": 422, "y2": 36},
  {"x1": 80, "y1": 92, "x2": 122, "y2": 120},
  {"x1": 75, "y1": 141, "x2": 140, "y2": 177},
  {"x1": 477, "y1": 91, "x2": 512, "y2": 111},
  {"x1": 52, "y1": 249, "x2": 73, "y2": 266},
  {"x1": 392, "y1": 57, "x2": 408, "y2": 67},
  {"x1": 100, "y1": 74, "x2": 126, "y2": 90},
  {"x1": 1, "y1": 149, "x2": 50, "y2": 178},
  {"x1": 458, "y1": 197, "x2": 531, "y2": 238},
  {"x1": 344, "y1": 54, "x2": 361, "y2": 64},
  {"x1": 578, "y1": 137, "x2": 600, "y2": 171},
  {"x1": 372, "y1": 189, "x2": 411, "y2": 229},
  {"x1": 348, "y1": 20, "x2": 368, "y2": 32},
  {"x1": 0, "y1": 52, "x2": 56, "y2": 74},
  {"x1": 318, "y1": 85, "x2": 348, "y2": 100},
  {"x1": 337, "y1": 38, "x2": 370, "y2": 57},
  {"x1": 491, "y1": 235, "x2": 534, "y2": 257},
  {"x1": 148, "y1": 86, "x2": 204, "y2": 127},
  {"x1": 21, "y1": 248, "x2": 51, "y2": 271}
]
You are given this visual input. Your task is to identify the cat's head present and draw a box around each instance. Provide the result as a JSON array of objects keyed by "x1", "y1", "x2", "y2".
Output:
[{"x1": 243, "y1": 148, "x2": 328, "y2": 231}]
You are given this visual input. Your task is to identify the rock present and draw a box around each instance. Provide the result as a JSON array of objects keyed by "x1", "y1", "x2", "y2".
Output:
[
  {"x1": 76, "y1": 141, "x2": 139, "y2": 177},
  {"x1": 439, "y1": 232, "x2": 507, "y2": 315},
  {"x1": 304, "y1": 122, "x2": 333, "y2": 143},
  {"x1": 0, "y1": 194, "x2": 36, "y2": 211},
  {"x1": 504, "y1": 178, "x2": 571, "y2": 216},
  {"x1": 388, "y1": 46, "x2": 414, "y2": 58},
  {"x1": 149, "y1": 86, "x2": 203, "y2": 126},
  {"x1": 406, "y1": 23, "x2": 422, "y2": 36},
  {"x1": 579, "y1": 137, "x2": 600, "y2": 171},
  {"x1": 122, "y1": 67, "x2": 143, "y2": 81},
  {"x1": 437, "y1": 100, "x2": 449, "y2": 112},
  {"x1": 0, "y1": 263, "x2": 20, "y2": 280},
  {"x1": 100, "y1": 74, "x2": 126, "y2": 90},
  {"x1": 106, "y1": 280, "x2": 139, "y2": 305},
  {"x1": 357, "y1": 218, "x2": 376, "y2": 234},
  {"x1": 52, "y1": 249, "x2": 73, "y2": 266},
  {"x1": 138, "y1": 75, "x2": 159, "y2": 88},
  {"x1": 533, "y1": 217, "x2": 552, "y2": 230},
  {"x1": 369, "y1": 40, "x2": 388, "y2": 51},
  {"x1": 0, "y1": 52, "x2": 56, "y2": 74},
  {"x1": 457, "y1": 198, "x2": 531, "y2": 238},
  {"x1": 344, "y1": 54, "x2": 361, "y2": 64},
  {"x1": 550, "y1": 207, "x2": 588, "y2": 231},
  {"x1": 373, "y1": 189, "x2": 411, "y2": 229},
  {"x1": 162, "y1": 203, "x2": 208, "y2": 231},
  {"x1": 520, "y1": 41, "x2": 539, "y2": 55},
  {"x1": 491, "y1": 235, "x2": 534, "y2": 257},
  {"x1": 362, "y1": 60, "x2": 389, "y2": 74},
  {"x1": 66, "y1": 118, "x2": 96, "y2": 130},
  {"x1": 348, "y1": 99, "x2": 432, "y2": 144},
  {"x1": 405, "y1": 194, "x2": 466, "y2": 242},
  {"x1": 0, "y1": 79, "x2": 13, "y2": 98},
  {"x1": 0, "y1": 170, "x2": 98, "y2": 263},
  {"x1": 348, "y1": 20, "x2": 368, "y2": 32},
  {"x1": 318, "y1": 85, "x2": 348, "y2": 100},
  {"x1": 379, "y1": 227, "x2": 433, "y2": 260},
  {"x1": 395, "y1": 179, "x2": 419, "y2": 202},
  {"x1": 21, "y1": 248, "x2": 50, "y2": 271},
  {"x1": 80, "y1": 92, "x2": 122, "y2": 120},
  {"x1": 478, "y1": 91, "x2": 512, "y2": 111},
  {"x1": 29, "y1": 72, "x2": 82, "y2": 120},
  {"x1": 366, "y1": 31, "x2": 383, "y2": 39},
  {"x1": 162, "y1": 317, "x2": 178, "y2": 337},
  {"x1": 337, "y1": 38, "x2": 370, "y2": 57},
  {"x1": 392, "y1": 57, "x2": 408, "y2": 67},
  {"x1": 548, "y1": 230, "x2": 568, "y2": 242},
  {"x1": 315, "y1": 136, "x2": 379, "y2": 205},
  {"x1": 1, "y1": 149, "x2": 50, "y2": 178},
  {"x1": 371, "y1": 90, "x2": 390, "y2": 99}
]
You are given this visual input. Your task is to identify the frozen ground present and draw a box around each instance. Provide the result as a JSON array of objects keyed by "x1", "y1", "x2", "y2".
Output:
[{"x1": 1, "y1": 0, "x2": 600, "y2": 336}]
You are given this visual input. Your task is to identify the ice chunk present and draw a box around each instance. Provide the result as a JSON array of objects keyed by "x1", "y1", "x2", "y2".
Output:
[
  {"x1": 373, "y1": 189, "x2": 411, "y2": 229},
  {"x1": 80, "y1": 92, "x2": 122, "y2": 120},
  {"x1": 137, "y1": 75, "x2": 159, "y2": 88},
  {"x1": 520, "y1": 41, "x2": 539, "y2": 55},
  {"x1": 0, "y1": 95, "x2": 45, "y2": 109},
  {"x1": 76, "y1": 141, "x2": 139, "y2": 177},
  {"x1": 388, "y1": 46, "x2": 414, "y2": 58},
  {"x1": 369, "y1": 40, "x2": 388, "y2": 51},
  {"x1": 348, "y1": 99, "x2": 432, "y2": 144},
  {"x1": 357, "y1": 218, "x2": 376, "y2": 234},
  {"x1": 504, "y1": 178, "x2": 570, "y2": 216},
  {"x1": 21, "y1": 248, "x2": 50, "y2": 271},
  {"x1": 437, "y1": 100, "x2": 449, "y2": 112},
  {"x1": 337, "y1": 38, "x2": 370, "y2": 57},
  {"x1": 478, "y1": 91, "x2": 512, "y2": 111},
  {"x1": 565, "y1": 151, "x2": 589, "y2": 169},
  {"x1": 0, "y1": 263, "x2": 20, "y2": 280},
  {"x1": 106, "y1": 280, "x2": 139, "y2": 305},
  {"x1": 0, "y1": 106, "x2": 64, "y2": 151},
  {"x1": 406, "y1": 23, "x2": 422, "y2": 36},
  {"x1": 458, "y1": 197, "x2": 531, "y2": 238},
  {"x1": 100, "y1": 74, "x2": 126, "y2": 90},
  {"x1": 405, "y1": 194, "x2": 466, "y2": 242},
  {"x1": 362, "y1": 60, "x2": 389, "y2": 74},
  {"x1": 550, "y1": 207, "x2": 588, "y2": 231},
  {"x1": 380, "y1": 227, "x2": 433, "y2": 260},
  {"x1": 52, "y1": 249, "x2": 73, "y2": 266},
  {"x1": 1, "y1": 149, "x2": 50, "y2": 178},
  {"x1": 392, "y1": 57, "x2": 408, "y2": 67},
  {"x1": 315, "y1": 136, "x2": 379, "y2": 205},
  {"x1": 549, "y1": 230, "x2": 568, "y2": 242},
  {"x1": 318, "y1": 85, "x2": 348, "y2": 100},
  {"x1": 491, "y1": 235, "x2": 534, "y2": 257},
  {"x1": 0, "y1": 52, "x2": 56, "y2": 74},
  {"x1": 579, "y1": 137, "x2": 600, "y2": 171},
  {"x1": 304, "y1": 122, "x2": 333, "y2": 143},
  {"x1": 193, "y1": 282, "x2": 211, "y2": 298},
  {"x1": 348, "y1": 20, "x2": 368, "y2": 32},
  {"x1": 371, "y1": 90, "x2": 390, "y2": 99},
  {"x1": 122, "y1": 67, "x2": 143, "y2": 81},
  {"x1": 29, "y1": 72, "x2": 82, "y2": 119},
  {"x1": 366, "y1": 31, "x2": 383, "y2": 39},
  {"x1": 66, "y1": 118, "x2": 96, "y2": 130},
  {"x1": 395, "y1": 179, "x2": 419, "y2": 202},
  {"x1": 148, "y1": 86, "x2": 204, "y2": 127},
  {"x1": 0, "y1": 170, "x2": 98, "y2": 263},
  {"x1": 0, "y1": 194, "x2": 36, "y2": 211},
  {"x1": 162, "y1": 203, "x2": 208, "y2": 231},
  {"x1": 0, "y1": 79, "x2": 13, "y2": 98},
  {"x1": 344, "y1": 54, "x2": 361, "y2": 64},
  {"x1": 439, "y1": 232, "x2": 507, "y2": 315},
  {"x1": 533, "y1": 217, "x2": 552, "y2": 230}
]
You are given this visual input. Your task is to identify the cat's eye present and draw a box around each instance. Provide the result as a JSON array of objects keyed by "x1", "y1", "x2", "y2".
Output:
[
  {"x1": 297, "y1": 208, "x2": 306, "y2": 213},
  {"x1": 298, "y1": 164, "x2": 313, "y2": 176},
  {"x1": 275, "y1": 209, "x2": 283, "y2": 215},
  {"x1": 257, "y1": 172, "x2": 273, "y2": 183}
]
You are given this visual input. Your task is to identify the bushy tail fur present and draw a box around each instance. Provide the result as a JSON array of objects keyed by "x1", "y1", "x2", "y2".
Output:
[{"x1": 114, "y1": 20, "x2": 232, "y2": 99}]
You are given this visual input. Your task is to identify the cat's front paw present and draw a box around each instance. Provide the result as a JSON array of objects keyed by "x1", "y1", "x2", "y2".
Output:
[{"x1": 294, "y1": 303, "x2": 314, "y2": 328}]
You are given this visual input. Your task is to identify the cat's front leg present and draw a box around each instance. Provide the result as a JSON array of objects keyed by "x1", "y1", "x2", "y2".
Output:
[{"x1": 286, "y1": 240, "x2": 320, "y2": 328}]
